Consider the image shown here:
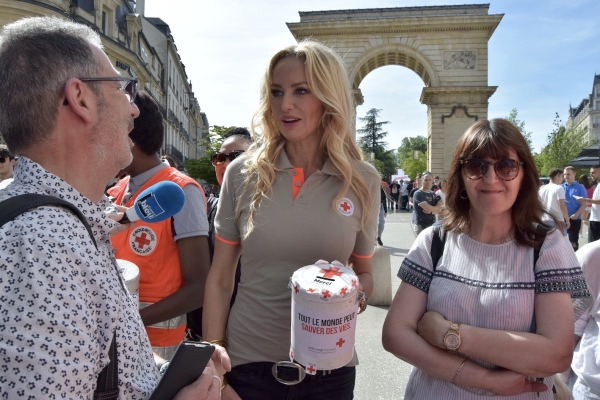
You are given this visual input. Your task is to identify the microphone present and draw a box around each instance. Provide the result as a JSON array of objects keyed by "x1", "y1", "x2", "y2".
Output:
[{"x1": 119, "y1": 181, "x2": 186, "y2": 224}]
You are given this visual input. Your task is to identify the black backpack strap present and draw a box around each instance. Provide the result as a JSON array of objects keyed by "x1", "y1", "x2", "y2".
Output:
[
  {"x1": 431, "y1": 224, "x2": 447, "y2": 271},
  {"x1": 93, "y1": 334, "x2": 119, "y2": 400},
  {"x1": 0, "y1": 194, "x2": 118, "y2": 397},
  {"x1": 0, "y1": 194, "x2": 97, "y2": 249},
  {"x1": 533, "y1": 224, "x2": 551, "y2": 268}
]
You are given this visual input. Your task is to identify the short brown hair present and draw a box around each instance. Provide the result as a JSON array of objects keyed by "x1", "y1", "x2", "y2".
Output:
[{"x1": 443, "y1": 119, "x2": 555, "y2": 247}]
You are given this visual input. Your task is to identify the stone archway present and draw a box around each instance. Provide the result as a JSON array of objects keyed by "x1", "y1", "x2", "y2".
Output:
[{"x1": 287, "y1": 4, "x2": 502, "y2": 175}]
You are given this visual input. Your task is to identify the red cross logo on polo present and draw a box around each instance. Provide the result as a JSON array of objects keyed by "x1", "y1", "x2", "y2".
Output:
[
  {"x1": 129, "y1": 226, "x2": 158, "y2": 256},
  {"x1": 322, "y1": 290, "x2": 331, "y2": 299},
  {"x1": 306, "y1": 364, "x2": 317, "y2": 375},
  {"x1": 336, "y1": 338, "x2": 346, "y2": 348},
  {"x1": 319, "y1": 266, "x2": 343, "y2": 279},
  {"x1": 336, "y1": 197, "x2": 354, "y2": 216}
]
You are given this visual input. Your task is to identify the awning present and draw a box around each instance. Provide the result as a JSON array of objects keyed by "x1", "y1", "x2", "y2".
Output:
[{"x1": 567, "y1": 144, "x2": 600, "y2": 167}]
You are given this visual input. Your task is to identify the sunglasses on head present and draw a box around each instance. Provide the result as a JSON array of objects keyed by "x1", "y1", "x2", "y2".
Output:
[
  {"x1": 460, "y1": 158, "x2": 523, "y2": 181},
  {"x1": 79, "y1": 77, "x2": 138, "y2": 104},
  {"x1": 211, "y1": 150, "x2": 245, "y2": 166}
]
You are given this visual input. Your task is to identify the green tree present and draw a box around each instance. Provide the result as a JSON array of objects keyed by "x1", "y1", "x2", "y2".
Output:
[
  {"x1": 356, "y1": 108, "x2": 397, "y2": 178},
  {"x1": 505, "y1": 108, "x2": 534, "y2": 152},
  {"x1": 402, "y1": 151, "x2": 428, "y2": 180},
  {"x1": 397, "y1": 136, "x2": 427, "y2": 169},
  {"x1": 185, "y1": 125, "x2": 241, "y2": 184},
  {"x1": 357, "y1": 108, "x2": 389, "y2": 156},
  {"x1": 536, "y1": 113, "x2": 587, "y2": 176}
]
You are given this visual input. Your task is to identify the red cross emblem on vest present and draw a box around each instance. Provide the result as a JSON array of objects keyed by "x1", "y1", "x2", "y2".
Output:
[
  {"x1": 336, "y1": 338, "x2": 346, "y2": 347},
  {"x1": 320, "y1": 266, "x2": 343, "y2": 279},
  {"x1": 134, "y1": 232, "x2": 151, "y2": 249}
]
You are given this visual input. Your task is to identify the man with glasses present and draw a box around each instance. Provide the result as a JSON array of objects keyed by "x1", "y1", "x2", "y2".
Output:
[
  {"x1": 0, "y1": 144, "x2": 16, "y2": 189},
  {"x1": 563, "y1": 166, "x2": 588, "y2": 250},
  {"x1": 0, "y1": 17, "x2": 225, "y2": 398},
  {"x1": 108, "y1": 91, "x2": 211, "y2": 359}
]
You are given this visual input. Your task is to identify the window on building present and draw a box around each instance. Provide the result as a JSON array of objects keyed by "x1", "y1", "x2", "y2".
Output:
[{"x1": 102, "y1": 11, "x2": 107, "y2": 34}]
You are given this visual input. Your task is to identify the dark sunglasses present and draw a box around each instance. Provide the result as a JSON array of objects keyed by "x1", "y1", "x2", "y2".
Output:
[
  {"x1": 211, "y1": 150, "x2": 245, "y2": 166},
  {"x1": 0, "y1": 156, "x2": 8, "y2": 163},
  {"x1": 79, "y1": 77, "x2": 138, "y2": 104},
  {"x1": 460, "y1": 158, "x2": 523, "y2": 181}
]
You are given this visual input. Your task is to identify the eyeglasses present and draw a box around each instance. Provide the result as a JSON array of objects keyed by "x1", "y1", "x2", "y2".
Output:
[
  {"x1": 79, "y1": 77, "x2": 138, "y2": 104},
  {"x1": 211, "y1": 150, "x2": 245, "y2": 166},
  {"x1": 460, "y1": 158, "x2": 523, "y2": 181}
]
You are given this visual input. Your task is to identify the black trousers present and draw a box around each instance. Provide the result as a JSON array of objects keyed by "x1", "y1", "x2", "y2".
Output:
[
  {"x1": 589, "y1": 221, "x2": 600, "y2": 243},
  {"x1": 567, "y1": 218, "x2": 582, "y2": 250},
  {"x1": 227, "y1": 362, "x2": 355, "y2": 400}
]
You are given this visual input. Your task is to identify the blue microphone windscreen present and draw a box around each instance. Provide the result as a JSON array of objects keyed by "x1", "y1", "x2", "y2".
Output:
[{"x1": 133, "y1": 181, "x2": 186, "y2": 223}]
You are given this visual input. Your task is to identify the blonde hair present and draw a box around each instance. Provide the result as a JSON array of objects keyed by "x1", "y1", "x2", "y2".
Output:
[{"x1": 239, "y1": 40, "x2": 373, "y2": 237}]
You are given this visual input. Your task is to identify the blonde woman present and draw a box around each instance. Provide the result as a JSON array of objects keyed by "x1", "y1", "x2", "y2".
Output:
[{"x1": 203, "y1": 41, "x2": 380, "y2": 400}]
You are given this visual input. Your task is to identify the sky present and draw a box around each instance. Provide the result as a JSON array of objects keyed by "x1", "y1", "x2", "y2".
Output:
[{"x1": 143, "y1": 0, "x2": 600, "y2": 153}]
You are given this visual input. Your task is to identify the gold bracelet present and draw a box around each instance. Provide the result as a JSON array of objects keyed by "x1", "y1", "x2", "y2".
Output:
[
  {"x1": 208, "y1": 338, "x2": 227, "y2": 348},
  {"x1": 451, "y1": 358, "x2": 467, "y2": 384},
  {"x1": 221, "y1": 375, "x2": 228, "y2": 390}
]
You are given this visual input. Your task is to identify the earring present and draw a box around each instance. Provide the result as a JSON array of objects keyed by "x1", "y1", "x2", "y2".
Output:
[{"x1": 460, "y1": 189, "x2": 468, "y2": 200}]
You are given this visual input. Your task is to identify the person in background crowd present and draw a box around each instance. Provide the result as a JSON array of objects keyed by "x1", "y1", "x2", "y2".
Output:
[
  {"x1": 538, "y1": 168, "x2": 570, "y2": 235},
  {"x1": 571, "y1": 239, "x2": 600, "y2": 398},
  {"x1": 203, "y1": 40, "x2": 379, "y2": 400},
  {"x1": 0, "y1": 144, "x2": 16, "y2": 190},
  {"x1": 400, "y1": 178, "x2": 409, "y2": 211},
  {"x1": 0, "y1": 16, "x2": 228, "y2": 398},
  {"x1": 383, "y1": 118, "x2": 590, "y2": 399},
  {"x1": 390, "y1": 179, "x2": 400, "y2": 209},
  {"x1": 563, "y1": 166, "x2": 588, "y2": 251},
  {"x1": 108, "y1": 91, "x2": 211, "y2": 359},
  {"x1": 578, "y1": 164, "x2": 600, "y2": 243},
  {"x1": 378, "y1": 180, "x2": 388, "y2": 245},
  {"x1": 577, "y1": 174, "x2": 593, "y2": 237},
  {"x1": 432, "y1": 175, "x2": 440, "y2": 192},
  {"x1": 161, "y1": 154, "x2": 177, "y2": 168},
  {"x1": 412, "y1": 171, "x2": 442, "y2": 235},
  {"x1": 408, "y1": 174, "x2": 423, "y2": 210},
  {"x1": 186, "y1": 127, "x2": 252, "y2": 341}
]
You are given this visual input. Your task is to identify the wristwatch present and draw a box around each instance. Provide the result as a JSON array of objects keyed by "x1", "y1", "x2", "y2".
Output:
[{"x1": 443, "y1": 322, "x2": 461, "y2": 352}]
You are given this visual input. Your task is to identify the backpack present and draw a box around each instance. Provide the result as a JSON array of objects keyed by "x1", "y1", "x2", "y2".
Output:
[{"x1": 0, "y1": 194, "x2": 118, "y2": 400}]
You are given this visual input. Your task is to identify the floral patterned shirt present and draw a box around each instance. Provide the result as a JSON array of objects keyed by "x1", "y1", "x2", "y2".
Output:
[{"x1": 0, "y1": 157, "x2": 158, "y2": 399}]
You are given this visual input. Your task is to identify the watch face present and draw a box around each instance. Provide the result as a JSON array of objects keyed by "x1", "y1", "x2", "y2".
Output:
[{"x1": 444, "y1": 333, "x2": 460, "y2": 349}]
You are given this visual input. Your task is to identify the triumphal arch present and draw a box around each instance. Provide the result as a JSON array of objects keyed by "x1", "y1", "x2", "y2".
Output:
[{"x1": 287, "y1": 4, "x2": 503, "y2": 175}]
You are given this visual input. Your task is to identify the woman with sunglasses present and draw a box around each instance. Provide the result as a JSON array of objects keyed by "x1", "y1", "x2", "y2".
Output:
[
  {"x1": 383, "y1": 119, "x2": 589, "y2": 399},
  {"x1": 203, "y1": 40, "x2": 379, "y2": 400}
]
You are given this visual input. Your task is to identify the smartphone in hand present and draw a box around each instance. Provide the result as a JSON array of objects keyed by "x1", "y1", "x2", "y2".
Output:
[{"x1": 149, "y1": 341, "x2": 215, "y2": 400}]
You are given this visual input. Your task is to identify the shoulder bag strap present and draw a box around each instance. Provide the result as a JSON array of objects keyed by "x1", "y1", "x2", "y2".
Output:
[
  {"x1": 0, "y1": 194, "x2": 118, "y2": 397},
  {"x1": 431, "y1": 225, "x2": 447, "y2": 271}
]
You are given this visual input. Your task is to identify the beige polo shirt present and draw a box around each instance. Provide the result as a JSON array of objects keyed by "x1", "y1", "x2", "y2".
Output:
[{"x1": 215, "y1": 150, "x2": 380, "y2": 368}]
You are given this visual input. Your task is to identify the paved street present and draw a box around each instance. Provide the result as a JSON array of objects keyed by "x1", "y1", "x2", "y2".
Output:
[{"x1": 352, "y1": 207, "x2": 591, "y2": 399}]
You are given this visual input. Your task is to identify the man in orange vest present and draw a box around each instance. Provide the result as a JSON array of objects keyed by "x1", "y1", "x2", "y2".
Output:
[{"x1": 109, "y1": 91, "x2": 210, "y2": 359}]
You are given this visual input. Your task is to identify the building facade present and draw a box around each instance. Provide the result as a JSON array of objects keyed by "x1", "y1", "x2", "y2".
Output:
[
  {"x1": 0, "y1": 0, "x2": 209, "y2": 166},
  {"x1": 567, "y1": 74, "x2": 600, "y2": 145}
]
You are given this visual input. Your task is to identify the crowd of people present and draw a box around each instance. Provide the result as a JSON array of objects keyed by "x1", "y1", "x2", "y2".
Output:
[{"x1": 1, "y1": 15, "x2": 600, "y2": 400}]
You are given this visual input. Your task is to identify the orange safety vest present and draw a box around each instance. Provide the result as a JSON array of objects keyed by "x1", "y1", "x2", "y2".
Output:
[{"x1": 108, "y1": 167, "x2": 204, "y2": 354}]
